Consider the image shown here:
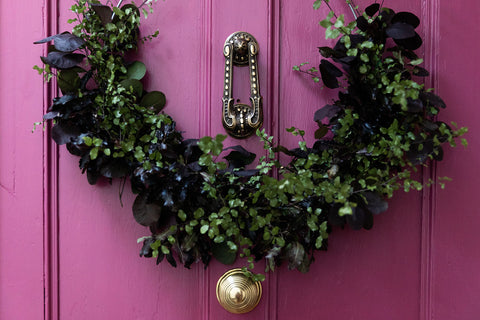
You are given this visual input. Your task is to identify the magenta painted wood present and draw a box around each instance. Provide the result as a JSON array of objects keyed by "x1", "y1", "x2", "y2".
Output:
[
  {"x1": 1, "y1": 0, "x2": 480, "y2": 319},
  {"x1": 0, "y1": 0, "x2": 48, "y2": 319}
]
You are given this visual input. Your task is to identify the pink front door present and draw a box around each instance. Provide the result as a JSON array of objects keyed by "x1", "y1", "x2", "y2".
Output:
[{"x1": 1, "y1": 0, "x2": 479, "y2": 319}]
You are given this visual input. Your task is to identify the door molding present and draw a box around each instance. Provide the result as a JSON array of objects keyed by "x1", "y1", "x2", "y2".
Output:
[
  {"x1": 43, "y1": 0, "x2": 60, "y2": 319},
  {"x1": 420, "y1": 0, "x2": 440, "y2": 319}
]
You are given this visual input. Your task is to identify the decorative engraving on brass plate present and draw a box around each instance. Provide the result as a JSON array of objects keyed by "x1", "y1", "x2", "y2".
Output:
[
  {"x1": 222, "y1": 32, "x2": 263, "y2": 139},
  {"x1": 216, "y1": 268, "x2": 263, "y2": 314}
]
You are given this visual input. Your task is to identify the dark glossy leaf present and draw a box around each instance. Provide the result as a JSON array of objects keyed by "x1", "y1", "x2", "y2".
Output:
[
  {"x1": 320, "y1": 60, "x2": 342, "y2": 89},
  {"x1": 224, "y1": 145, "x2": 256, "y2": 168},
  {"x1": 394, "y1": 33, "x2": 422, "y2": 50},
  {"x1": 127, "y1": 61, "x2": 147, "y2": 80},
  {"x1": 365, "y1": 3, "x2": 380, "y2": 17},
  {"x1": 91, "y1": 4, "x2": 113, "y2": 25},
  {"x1": 356, "y1": 16, "x2": 369, "y2": 32},
  {"x1": 166, "y1": 253, "x2": 177, "y2": 267},
  {"x1": 407, "y1": 141, "x2": 433, "y2": 165},
  {"x1": 392, "y1": 12, "x2": 420, "y2": 28},
  {"x1": 315, "y1": 126, "x2": 329, "y2": 139},
  {"x1": 328, "y1": 204, "x2": 345, "y2": 226},
  {"x1": 139, "y1": 238, "x2": 155, "y2": 257},
  {"x1": 233, "y1": 169, "x2": 259, "y2": 177},
  {"x1": 407, "y1": 98, "x2": 423, "y2": 113},
  {"x1": 51, "y1": 121, "x2": 81, "y2": 145},
  {"x1": 132, "y1": 192, "x2": 162, "y2": 226},
  {"x1": 314, "y1": 104, "x2": 341, "y2": 122},
  {"x1": 386, "y1": 22, "x2": 416, "y2": 40},
  {"x1": 363, "y1": 191, "x2": 388, "y2": 215},
  {"x1": 318, "y1": 46, "x2": 335, "y2": 58},
  {"x1": 420, "y1": 91, "x2": 446, "y2": 109},
  {"x1": 120, "y1": 79, "x2": 143, "y2": 97},
  {"x1": 156, "y1": 252, "x2": 165, "y2": 265},
  {"x1": 34, "y1": 32, "x2": 85, "y2": 52},
  {"x1": 363, "y1": 210, "x2": 374, "y2": 230},
  {"x1": 346, "y1": 207, "x2": 365, "y2": 230},
  {"x1": 413, "y1": 66, "x2": 429, "y2": 77},
  {"x1": 41, "y1": 51, "x2": 85, "y2": 69},
  {"x1": 423, "y1": 120, "x2": 439, "y2": 131},
  {"x1": 433, "y1": 146, "x2": 444, "y2": 161},
  {"x1": 100, "y1": 160, "x2": 129, "y2": 179},
  {"x1": 140, "y1": 91, "x2": 166, "y2": 113},
  {"x1": 87, "y1": 168, "x2": 100, "y2": 185},
  {"x1": 43, "y1": 111, "x2": 60, "y2": 120},
  {"x1": 212, "y1": 242, "x2": 236, "y2": 265}
]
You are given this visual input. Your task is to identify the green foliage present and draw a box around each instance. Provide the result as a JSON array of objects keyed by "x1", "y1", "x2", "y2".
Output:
[{"x1": 36, "y1": 1, "x2": 467, "y2": 279}]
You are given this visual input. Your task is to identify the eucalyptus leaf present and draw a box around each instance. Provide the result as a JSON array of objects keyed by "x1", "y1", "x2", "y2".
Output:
[
  {"x1": 133, "y1": 192, "x2": 162, "y2": 226},
  {"x1": 140, "y1": 91, "x2": 166, "y2": 113},
  {"x1": 127, "y1": 61, "x2": 147, "y2": 80},
  {"x1": 120, "y1": 79, "x2": 143, "y2": 97},
  {"x1": 41, "y1": 51, "x2": 85, "y2": 69}
]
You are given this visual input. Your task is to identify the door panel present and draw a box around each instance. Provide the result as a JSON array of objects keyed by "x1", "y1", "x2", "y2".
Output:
[{"x1": 38, "y1": 0, "x2": 479, "y2": 319}]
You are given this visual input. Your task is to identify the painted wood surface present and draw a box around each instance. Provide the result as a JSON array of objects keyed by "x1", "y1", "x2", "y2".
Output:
[{"x1": 1, "y1": 0, "x2": 479, "y2": 319}]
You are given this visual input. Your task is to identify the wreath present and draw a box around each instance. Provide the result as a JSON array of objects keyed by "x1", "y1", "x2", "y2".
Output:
[{"x1": 35, "y1": 0, "x2": 467, "y2": 281}]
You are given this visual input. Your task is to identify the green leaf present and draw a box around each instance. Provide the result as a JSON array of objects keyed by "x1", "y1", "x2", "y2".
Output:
[
  {"x1": 200, "y1": 225, "x2": 209, "y2": 234},
  {"x1": 127, "y1": 61, "x2": 147, "y2": 80},
  {"x1": 140, "y1": 91, "x2": 166, "y2": 113},
  {"x1": 120, "y1": 79, "x2": 143, "y2": 97},
  {"x1": 313, "y1": 0, "x2": 323, "y2": 10}
]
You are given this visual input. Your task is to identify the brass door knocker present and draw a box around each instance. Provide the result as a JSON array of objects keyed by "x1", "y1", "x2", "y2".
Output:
[{"x1": 222, "y1": 32, "x2": 263, "y2": 139}]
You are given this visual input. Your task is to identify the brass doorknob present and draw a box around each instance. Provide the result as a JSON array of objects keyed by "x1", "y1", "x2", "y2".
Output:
[{"x1": 216, "y1": 268, "x2": 262, "y2": 314}]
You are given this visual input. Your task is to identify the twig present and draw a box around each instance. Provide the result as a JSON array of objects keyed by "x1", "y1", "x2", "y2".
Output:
[
  {"x1": 111, "y1": 0, "x2": 124, "y2": 20},
  {"x1": 346, "y1": 0, "x2": 359, "y2": 19}
]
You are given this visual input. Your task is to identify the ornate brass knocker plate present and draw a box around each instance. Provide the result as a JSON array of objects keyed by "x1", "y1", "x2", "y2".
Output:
[{"x1": 222, "y1": 32, "x2": 263, "y2": 139}]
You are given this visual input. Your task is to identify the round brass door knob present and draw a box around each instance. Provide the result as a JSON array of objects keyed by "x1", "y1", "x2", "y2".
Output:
[{"x1": 216, "y1": 268, "x2": 263, "y2": 314}]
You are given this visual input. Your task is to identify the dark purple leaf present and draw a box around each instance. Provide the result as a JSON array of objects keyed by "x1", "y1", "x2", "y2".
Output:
[
  {"x1": 314, "y1": 125, "x2": 329, "y2": 139},
  {"x1": 386, "y1": 22, "x2": 416, "y2": 40},
  {"x1": 392, "y1": 12, "x2": 420, "y2": 28},
  {"x1": 87, "y1": 168, "x2": 100, "y2": 185},
  {"x1": 394, "y1": 33, "x2": 422, "y2": 50},
  {"x1": 223, "y1": 145, "x2": 256, "y2": 168},
  {"x1": 35, "y1": 32, "x2": 84, "y2": 52},
  {"x1": 363, "y1": 191, "x2": 388, "y2": 215},
  {"x1": 314, "y1": 104, "x2": 341, "y2": 122},
  {"x1": 365, "y1": 3, "x2": 380, "y2": 17},
  {"x1": 166, "y1": 253, "x2": 177, "y2": 268},
  {"x1": 43, "y1": 111, "x2": 60, "y2": 120},
  {"x1": 346, "y1": 207, "x2": 365, "y2": 230},
  {"x1": 413, "y1": 66, "x2": 429, "y2": 77},
  {"x1": 318, "y1": 46, "x2": 335, "y2": 58},
  {"x1": 51, "y1": 121, "x2": 81, "y2": 145},
  {"x1": 139, "y1": 238, "x2": 155, "y2": 257},
  {"x1": 320, "y1": 60, "x2": 343, "y2": 89},
  {"x1": 132, "y1": 192, "x2": 162, "y2": 226},
  {"x1": 407, "y1": 98, "x2": 423, "y2": 113},
  {"x1": 356, "y1": 16, "x2": 369, "y2": 31},
  {"x1": 91, "y1": 4, "x2": 113, "y2": 25},
  {"x1": 100, "y1": 160, "x2": 129, "y2": 179},
  {"x1": 420, "y1": 91, "x2": 446, "y2": 109},
  {"x1": 41, "y1": 51, "x2": 85, "y2": 69}
]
